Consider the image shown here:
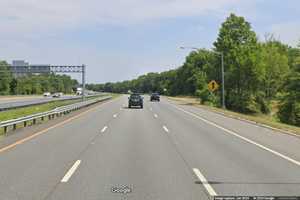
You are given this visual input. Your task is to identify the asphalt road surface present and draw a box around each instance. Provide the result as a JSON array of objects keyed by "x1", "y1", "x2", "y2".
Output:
[
  {"x1": 0, "y1": 95, "x2": 82, "y2": 111},
  {"x1": 0, "y1": 95, "x2": 300, "y2": 200}
]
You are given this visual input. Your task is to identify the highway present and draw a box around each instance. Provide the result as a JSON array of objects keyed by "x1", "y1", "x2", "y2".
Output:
[
  {"x1": 0, "y1": 95, "x2": 300, "y2": 200},
  {"x1": 0, "y1": 95, "x2": 85, "y2": 111}
]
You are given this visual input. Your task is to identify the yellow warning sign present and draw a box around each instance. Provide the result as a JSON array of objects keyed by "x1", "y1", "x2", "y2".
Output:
[{"x1": 208, "y1": 80, "x2": 219, "y2": 92}]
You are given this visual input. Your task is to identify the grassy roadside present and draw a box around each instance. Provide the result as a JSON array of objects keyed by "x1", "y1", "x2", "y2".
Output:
[
  {"x1": 0, "y1": 99, "x2": 82, "y2": 122},
  {"x1": 0, "y1": 94, "x2": 118, "y2": 136},
  {"x1": 0, "y1": 94, "x2": 113, "y2": 122},
  {"x1": 0, "y1": 99, "x2": 82, "y2": 136},
  {"x1": 168, "y1": 96, "x2": 300, "y2": 135}
]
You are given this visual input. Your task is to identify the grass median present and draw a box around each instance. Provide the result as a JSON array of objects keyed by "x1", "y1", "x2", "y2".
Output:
[
  {"x1": 0, "y1": 99, "x2": 84, "y2": 122},
  {"x1": 0, "y1": 94, "x2": 116, "y2": 135},
  {"x1": 168, "y1": 96, "x2": 300, "y2": 136}
]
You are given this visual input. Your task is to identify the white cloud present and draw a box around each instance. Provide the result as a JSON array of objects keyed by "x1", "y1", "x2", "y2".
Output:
[
  {"x1": 2, "y1": 0, "x2": 299, "y2": 83},
  {"x1": 0, "y1": 0, "x2": 239, "y2": 36}
]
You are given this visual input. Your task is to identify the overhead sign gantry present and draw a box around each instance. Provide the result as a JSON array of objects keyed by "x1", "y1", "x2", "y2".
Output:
[{"x1": 9, "y1": 64, "x2": 86, "y2": 100}]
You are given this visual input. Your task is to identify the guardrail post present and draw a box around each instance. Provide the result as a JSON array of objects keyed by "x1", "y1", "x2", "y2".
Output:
[{"x1": 0, "y1": 96, "x2": 111, "y2": 134}]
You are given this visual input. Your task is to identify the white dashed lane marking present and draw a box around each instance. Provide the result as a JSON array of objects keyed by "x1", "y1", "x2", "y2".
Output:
[
  {"x1": 193, "y1": 168, "x2": 217, "y2": 196},
  {"x1": 101, "y1": 126, "x2": 108, "y2": 133},
  {"x1": 163, "y1": 126, "x2": 169, "y2": 133},
  {"x1": 61, "y1": 160, "x2": 81, "y2": 183}
]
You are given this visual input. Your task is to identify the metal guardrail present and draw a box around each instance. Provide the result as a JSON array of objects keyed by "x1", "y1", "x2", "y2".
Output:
[
  {"x1": 0, "y1": 93, "x2": 107, "y2": 112},
  {"x1": 0, "y1": 96, "x2": 112, "y2": 134}
]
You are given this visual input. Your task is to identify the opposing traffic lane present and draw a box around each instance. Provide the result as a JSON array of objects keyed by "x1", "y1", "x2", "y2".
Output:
[
  {"x1": 149, "y1": 97, "x2": 300, "y2": 196},
  {"x1": 0, "y1": 95, "x2": 80, "y2": 111},
  {"x1": 0, "y1": 96, "x2": 41, "y2": 103}
]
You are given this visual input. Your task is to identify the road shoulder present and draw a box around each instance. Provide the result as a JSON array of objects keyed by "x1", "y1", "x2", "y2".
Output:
[{"x1": 167, "y1": 96, "x2": 300, "y2": 137}]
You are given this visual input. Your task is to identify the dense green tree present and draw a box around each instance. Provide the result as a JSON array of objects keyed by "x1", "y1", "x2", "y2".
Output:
[
  {"x1": 84, "y1": 13, "x2": 299, "y2": 127},
  {"x1": 0, "y1": 61, "x2": 12, "y2": 95},
  {"x1": 260, "y1": 39, "x2": 290, "y2": 100},
  {"x1": 9, "y1": 78, "x2": 18, "y2": 95},
  {"x1": 287, "y1": 42, "x2": 300, "y2": 71},
  {"x1": 214, "y1": 13, "x2": 264, "y2": 113},
  {"x1": 13, "y1": 73, "x2": 78, "y2": 94},
  {"x1": 278, "y1": 45, "x2": 300, "y2": 126}
]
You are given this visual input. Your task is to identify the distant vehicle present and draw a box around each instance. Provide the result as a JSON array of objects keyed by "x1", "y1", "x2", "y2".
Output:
[
  {"x1": 150, "y1": 93, "x2": 160, "y2": 101},
  {"x1": 43, "y1": 92, "x2": 51, "y2": 97},
  {"x1": 128, "y1": 93, "x2": 143, "y2": 108},
  {"x1": 76, "y1": 88, "x2": 83, "y2": 95},
  {"x1": 52, "y1": 93, "x2": 62, "y2": 98}
]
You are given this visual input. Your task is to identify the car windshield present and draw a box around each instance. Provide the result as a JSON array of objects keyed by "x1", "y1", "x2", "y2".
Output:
[
  {"x1": 130, "y1": 94, "x2": 140, "y2": 98},
  {"x1": 1, "y1": 1, "x2": 300, "y2": 200}
]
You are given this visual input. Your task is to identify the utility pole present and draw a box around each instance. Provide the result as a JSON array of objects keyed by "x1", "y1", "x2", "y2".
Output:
[
  {"x1": 82, "y1": 64, "x2": 86, "y2": 101},
  {"x1": 220, "y1": 52, "x2": 225, "y2": 109}
]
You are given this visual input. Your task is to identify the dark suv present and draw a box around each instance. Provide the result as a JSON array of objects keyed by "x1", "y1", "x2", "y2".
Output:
[
  {"x1": 150, "y1": 93, "x2": 160, "y2": 101},
  {"x1": 128, "y1": 93, "x2": 143, "y2": 108}
]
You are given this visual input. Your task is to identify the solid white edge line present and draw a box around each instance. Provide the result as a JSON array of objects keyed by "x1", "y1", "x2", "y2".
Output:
[
  {"x1": 163, "y1": 126, "x2": 169, "y2": 133},
  {"x1": 193, "y1": 168, "x2": 217, "y2": 196},
  {"x1": 101, "y1": 126, "x2": 108, "y2": 133},
  {"x1": 61, "y1": 160, "x2": 81, "y2": 183},
  {"x1": 171, "y1": 104, "x2": 300, "y2": 167}
]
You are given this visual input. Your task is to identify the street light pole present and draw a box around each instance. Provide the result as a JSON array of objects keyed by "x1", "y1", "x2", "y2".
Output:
[
  {"x1": 82, "y1": 64, "x2": 86, "y2": 101},
  {"x1": 179, "y1": 46, "x2": 226, "y2": 109},
  {"x1": 220, "y1": 52, "x2": 225, "y2": 109}
]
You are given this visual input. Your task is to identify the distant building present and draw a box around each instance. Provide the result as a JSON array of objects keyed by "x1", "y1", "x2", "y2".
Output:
[
  {"x1": 12, "y1": 60, "x2": 29, "y2": 66},
  {"x1": 10, "y1": 60, "x2": 51, "y2": 77}
]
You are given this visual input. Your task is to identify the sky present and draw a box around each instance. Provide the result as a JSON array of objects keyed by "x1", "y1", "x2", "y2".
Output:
[{"x1": 0, "y1": 0, "x2": 300, "y2": 83}]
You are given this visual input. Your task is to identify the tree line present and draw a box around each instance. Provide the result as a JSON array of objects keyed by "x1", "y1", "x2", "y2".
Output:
[
  {"x1": 87, "y1": 13, "x2": 300, "y2": 127},
  {"x1": 0, "y1": 61, "x2": 78, "y2": 95}
]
